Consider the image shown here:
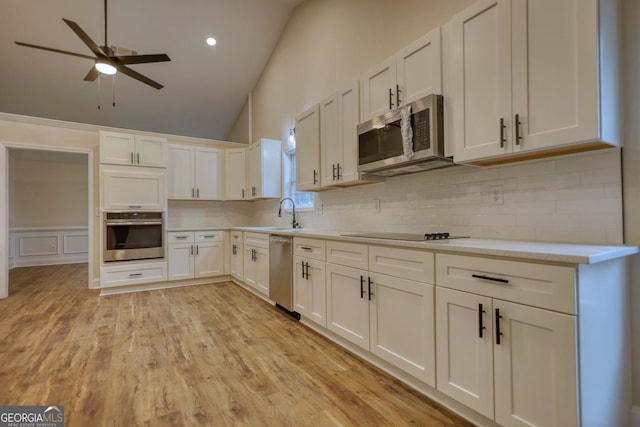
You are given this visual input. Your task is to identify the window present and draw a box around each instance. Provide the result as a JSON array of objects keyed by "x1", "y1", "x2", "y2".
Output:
[{"x1": 283, "y1": 150, "x2": 314, "y2": 209}]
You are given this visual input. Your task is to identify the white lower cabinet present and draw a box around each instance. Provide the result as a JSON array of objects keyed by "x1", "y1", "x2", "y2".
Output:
[
  {"x1": 243, "y1": 232, "x2": 269, "y2": 295},
  {"x1": 167, "y1": 231, "x2": 224, "y2": 281},
  {"x1": 293, "y1": 256, "x2": 326, "y2": 327},
  {"x1": 325, "y1": 242, "x2": 436, "y2": 387},
  {"x1": 100, "y1": 261, "x2": 167, "y2": 288},
  {"x1": 436, "y1": 254, "x2": 578, "y2": 427},
  {"x1": 230, "y1": 231, "x2": 244, "y2": 281}
]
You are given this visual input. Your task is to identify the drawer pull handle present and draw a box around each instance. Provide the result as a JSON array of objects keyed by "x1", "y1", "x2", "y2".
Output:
[
  {"x1": 129, "y1": 273, "x2": 143, "y2": 277},
  {"x1": 478, "y1": 303, "x2": 486, "y2": 338},
  {"x1": 495, "y1": 308, "x2": 503, "y2": 345},
  {"x1": 360, "y1": 276, "x2": 365, "y2": 299},
  {"x1": 128, "y1": 205, "x2": 142, "y2": 209},
  {"x1": 175, "y1": 236, "x2": 188, "y2": 240},
  {"x1": 472, "y1": 274, "x2": 509, "y2": 284},
  {"x1": 300, "y1": 246, "x2": 312, "y2": 251},
  {"x1": 202, "y1": 235, "x2": 216, "y2": 238}
]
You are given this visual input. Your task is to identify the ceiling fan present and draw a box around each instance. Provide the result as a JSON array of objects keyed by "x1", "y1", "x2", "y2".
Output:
[{"x1": 14, "y1": 0, "x2": 170, "y2": 89}]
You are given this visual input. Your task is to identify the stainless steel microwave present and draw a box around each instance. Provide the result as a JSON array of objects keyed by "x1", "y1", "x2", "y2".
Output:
[{"x1": 357, "y1": 94, "x2": 453, "y2": 176}]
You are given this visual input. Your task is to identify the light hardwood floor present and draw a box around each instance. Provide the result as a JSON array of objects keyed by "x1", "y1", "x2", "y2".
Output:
[{"x1": 1, "y1": 264, "x2": 474, "y2": 426}]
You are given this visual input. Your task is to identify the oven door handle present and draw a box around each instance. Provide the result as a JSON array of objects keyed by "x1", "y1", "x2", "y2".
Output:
[{"x1": 105, "y1": 221, "x2": 164, "y2": 226}]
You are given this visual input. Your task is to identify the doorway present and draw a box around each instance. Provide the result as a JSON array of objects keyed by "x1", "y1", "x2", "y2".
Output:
[{"x1": 0, "y1": 143, "x2": 94, "y2": 298}]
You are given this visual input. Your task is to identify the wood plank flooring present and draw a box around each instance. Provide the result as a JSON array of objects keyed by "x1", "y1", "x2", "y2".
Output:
[{"x1": 1, "y1": 264, "x2": 474, "y2": 426}]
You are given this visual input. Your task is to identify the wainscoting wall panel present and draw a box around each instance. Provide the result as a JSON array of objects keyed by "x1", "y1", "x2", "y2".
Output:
[{"x1": 9, "y1": 227, "x2": 88, "y2": 268}]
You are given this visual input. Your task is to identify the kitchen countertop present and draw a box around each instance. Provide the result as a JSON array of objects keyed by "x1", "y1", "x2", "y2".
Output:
[
  {"x1": 228, "y1": 227, "x2": 639, "y2": 265},
  {"x1": 166, "y1": 226, "x2": 638, "y2": 264}
]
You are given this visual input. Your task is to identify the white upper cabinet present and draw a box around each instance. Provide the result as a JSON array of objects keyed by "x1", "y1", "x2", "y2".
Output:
[
  {"x1": 295, "y1": 105, "x2": 321, "y2": 191},
  {"x1": 102, "y1": 166, "x2": 166, "y2": 210},
  {"x1": 320, "y1": 95, "x2": 339, "y2": 188},
  {"x1": 451, "y1": 0, "x2": 617, "y2": 164},
  {"x1": 224, "y1": 148, "x2": 247, "y2": 200},
  {"x1": 167, "y1": 144, "x2": 223, "y2": 200},
  {"x1": 361, "y1": 27, "x2": 442, "y2": 122},
  {"x1": 247, "y1": 138, "x2": 281, "y2": 200},
  {"x1": 100, "y1": 131, "x2": 168, "y2": 168}
]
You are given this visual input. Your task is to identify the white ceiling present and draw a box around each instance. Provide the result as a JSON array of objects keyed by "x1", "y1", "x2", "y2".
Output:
[{"x1": 0, "y1": 0, "x2": 302, "y2": 140}]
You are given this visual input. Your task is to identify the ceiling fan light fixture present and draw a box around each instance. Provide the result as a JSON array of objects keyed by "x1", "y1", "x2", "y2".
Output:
[
  {"x1": 206, "y1": 37, "x2": 217, "y2": 46},
  {"x1": 95, "y1": 61, "x2": 117, "y2": 75}
]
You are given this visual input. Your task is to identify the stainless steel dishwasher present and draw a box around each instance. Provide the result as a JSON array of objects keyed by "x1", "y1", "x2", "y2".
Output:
[{"x1": 269, "y1": 234, "x2": 298, "y2": 317}]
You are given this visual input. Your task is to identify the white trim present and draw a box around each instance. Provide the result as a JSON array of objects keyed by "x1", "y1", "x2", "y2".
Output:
[
  {"x1": 632, "y1": 405, "x2": 640, "y2": 427},
  {"x1": 0, "y1": 144, "x2": 8, "y2": 298},
  {"x1": 99, "y1": 275, "x2": 232, "y2": 296},
  {"x1": 0, "y1": 112, "x2": 246, "y2": 148},
  {"x1": 0, "y1": 141, "x2": 94, "y2": 295}
]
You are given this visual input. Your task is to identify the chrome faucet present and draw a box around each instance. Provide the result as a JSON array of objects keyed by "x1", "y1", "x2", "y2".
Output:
[{"x1": 278, "y1": 197, "x2": 300, "y2": 229}]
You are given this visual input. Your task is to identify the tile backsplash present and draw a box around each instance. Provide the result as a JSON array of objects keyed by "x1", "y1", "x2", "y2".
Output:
[
  {"x1": 254, "y1": 149, "x2": 624, "y2": 245},
  {"x1": 169, "y1": 149, "x2": 623, "y2": 245}
]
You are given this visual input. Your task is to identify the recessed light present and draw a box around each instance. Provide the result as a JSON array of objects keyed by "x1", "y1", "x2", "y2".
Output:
[{"x1": 206, "y1": 37, "x2": 217, "y2": 46}]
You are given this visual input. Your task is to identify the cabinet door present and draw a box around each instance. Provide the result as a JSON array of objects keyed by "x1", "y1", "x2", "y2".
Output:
[
  {"x1": 451, "y1": 0, "x2": 512, "y2": 162},
  {"x1": 100, "y1": 131, "x2": 136, "y2": 166},
  {"x1": 436, "y1": 287, "x2": 494, "y2": 419},
  {"x1": 230, "y1": 241, "x2": 244, "y2": 281},
  {"x1": 337, "y1": 82, "x2": 360, "y2": 184},
  {"x1": 295, "y1": 105, "x2": 321, "y2": 191},
  {"x1": 326, "y1": 263, "x2": 369, "y2": 350},
  {"x1": 369, "y1": 272, "x2": 435, "y2": 386},
  {"x1": 195, "y1": 241, "x2": 223, "y2": 278},
  {"x1": 135, "y1": 135, "x2": 168, "y2": 168},
  {"x1": 168, "y1": 243, "x2": 195, "y2": 281},
  {"x1": 493, "y1": 300, "x2": 577, "y2": 427},
  {"x1": 254, "y1": 246, "x2": 270, "y2": 295},
  {"x1": 195, "y1": 147, "x2": 223, "y2": 200},
  {"x1": 247, "y1": 143, "x2": 261, "y2": 199},
  {"x1": 306, "y1": 258, "x2": 326, "y2": 327},
  {"x1": 225, "y1": 148, "x2": 247, "y2": 200},
  {"x1": 244, "y1": 246, "x2": 258, "y2": 289},
  {"x1": 396, "y1": 27, "x2": 442, "y2": 105},
  {"x1": 361, "y1": 55, "x2": 397, "y2": 121},
  {"x1": 293, "y1": 256, "x2": 309, "y2": 316},
  {"x1": 168, "y1": 144, "x2": 195, "y2": 199},
  {"x1": 320, "y1": 94, "x2": 340, "y2": 188},
  {"x1": 103, "y1": 169, "x2": 166, "y2": 210},
  {"x1": 511, "y1": 0, "x2": 598, "y2": 152}
]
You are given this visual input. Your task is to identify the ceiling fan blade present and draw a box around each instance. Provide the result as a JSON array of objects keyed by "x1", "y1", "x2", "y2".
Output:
[
  {"x1": 84, "y1": 67, "x2": 99, "y2": 81},
  {"x1": 14, "y1": 41, "x2": 95, "y2": 60},
  {"x1": 117, "y1": 65, "x2": 164, "y2": 89},
  {"x1": 115, "y1": 54, "x2": 171, "y2": 65},
  {"x1": 62, "y1": 18, "x2": 105, "y2": 58}
]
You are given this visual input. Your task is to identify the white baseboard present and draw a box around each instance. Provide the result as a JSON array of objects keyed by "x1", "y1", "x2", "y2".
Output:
[
  {"x1": 99, "y1": 275, "x2": 232, "y2": 296},
  {"x1": 12, "y1": 256, "x2": 88, "y2": 268},
  {"x1": 632, "y1": 405, "x2": 640, "y2": 427}
]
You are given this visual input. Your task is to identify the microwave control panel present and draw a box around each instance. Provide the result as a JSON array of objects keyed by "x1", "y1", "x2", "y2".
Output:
[{"x1": 413, "y1": 109, "x2": 431, "y2": 151}]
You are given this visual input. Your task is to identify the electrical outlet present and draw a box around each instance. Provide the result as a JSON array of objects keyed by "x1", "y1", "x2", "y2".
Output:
[{"x1": 490, "y1": 185, "x2": 504, "y2": 206}]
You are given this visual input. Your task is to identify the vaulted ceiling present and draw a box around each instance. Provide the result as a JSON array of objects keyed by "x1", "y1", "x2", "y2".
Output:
[{"x1": 0, "y1": 0, "x2": 302, "y2": 140}]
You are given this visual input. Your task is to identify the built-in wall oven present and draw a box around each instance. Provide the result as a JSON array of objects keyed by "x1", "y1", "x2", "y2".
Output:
[{"x1": 104, "y1": 212, "x2": 164, "y2": 262}]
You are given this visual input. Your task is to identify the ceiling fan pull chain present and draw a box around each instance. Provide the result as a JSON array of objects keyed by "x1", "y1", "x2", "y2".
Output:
[
  {"x1": 112, "y1": 74, "x2": 116, "y2": 107},
  {"x1": 97, "y1": 73, "x2": 101, "y2": 110}
]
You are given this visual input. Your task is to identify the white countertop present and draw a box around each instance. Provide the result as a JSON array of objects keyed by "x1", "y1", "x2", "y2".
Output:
[
  {"x1": 228, "y1": 227, "x2": 639, "y2": 265},
  {"x1": 166, "y1": 226, "x2": 638, "y2": 264}
]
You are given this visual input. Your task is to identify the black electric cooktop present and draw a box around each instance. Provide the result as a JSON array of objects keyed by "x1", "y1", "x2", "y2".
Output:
[{"x1": 341, "y1": 232, "x2": 468, "y2": 242}]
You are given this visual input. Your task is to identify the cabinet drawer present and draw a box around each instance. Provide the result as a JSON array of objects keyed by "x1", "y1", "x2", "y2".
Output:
[
  {"x1": 436, "y1": 254, "x2": 576, "y2": 314},
  {"x1": 294, "y1": 237, "x2": 326, "y2": 261},
  {"x1": 195, "y1": 231, "x2": 224, "y2": 242},
  {"x1": 168, "y1": 232, "x2": 195, "y2": 243},
  {"x1": 101, "y1": 261, "x2": 167, "y2": 288},
  {"x1": 326, "y1": 240, "x2": 368, "y2": 269},
  {"x1": 369, "y1": 246, "x2": 434, "y2": 284},
  {"x1": 244, "y1": 232, "x2": 269, "y2": 249}
]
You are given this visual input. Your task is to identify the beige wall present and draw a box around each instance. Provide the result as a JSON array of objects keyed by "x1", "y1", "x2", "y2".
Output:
[
  {"x1": 10, "y1": 156, "x2": 88, "y2": 228},
  {"x1": 227, "y1": 0, "x2": 474, "y2": 144},
  {"x1": 226, "y1": 98, "x2": 251, "y2": 144}
]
